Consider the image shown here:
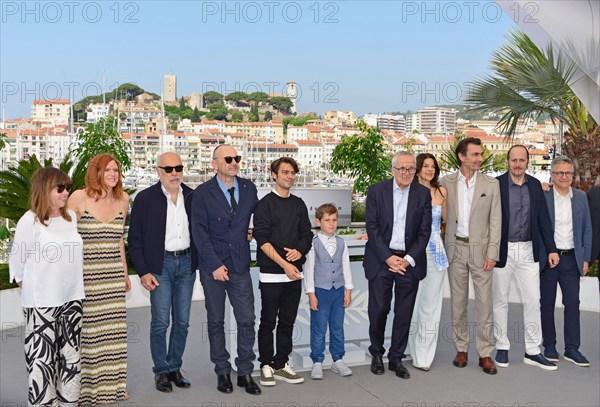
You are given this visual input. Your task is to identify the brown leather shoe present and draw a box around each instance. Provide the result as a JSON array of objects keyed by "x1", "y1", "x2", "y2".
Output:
[
  {"x1": 479, "y1": 357, "x2": 498, "y2": 375},
  {"x1": 453, "y1": 352, "x2": 468, "y2": 368}
]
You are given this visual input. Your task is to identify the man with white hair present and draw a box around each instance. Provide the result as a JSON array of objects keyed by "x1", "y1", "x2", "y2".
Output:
[{"x1": 128, "y1": 152, "x2": 198, "y2": 393}]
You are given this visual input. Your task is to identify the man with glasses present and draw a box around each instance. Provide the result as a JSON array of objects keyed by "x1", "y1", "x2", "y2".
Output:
[
  {"x1": 441, "y1": 137, "x2": 501, "y2": 375},
  {"x1": 364, "y1": 150, "x2": 432, "y2": 379},
  {"x1": 128, "y1": 152, "x2": 198, "y2": 393},
  {"x1": 539, "y1": 156, "x2": 592, "y2": 367},
  {"x1": 492, "y1": 145, "x2": 559, "y2": 371},
  {"x1": 191, "y1": 145, "x2": 261, "y2": 394}
]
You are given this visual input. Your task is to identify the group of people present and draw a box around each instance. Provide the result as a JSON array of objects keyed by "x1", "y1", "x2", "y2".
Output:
[
  {"x1": 366, "y1": 138, "x2": 595, "y2": 381},
  {"x1": 10, "y1": 154, "x2": 131, "y2": 405},
  {"x1": 8, "y1": 137, "x2": 598, "y2": 405}
]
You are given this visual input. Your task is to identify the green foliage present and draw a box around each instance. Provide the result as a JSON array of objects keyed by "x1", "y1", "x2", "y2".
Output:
[
  {"x1": 0, "y1": 155, "x2": 75, "y2": 221},
  {"x1": 192, "y1": 107, "x2": 201, "y2": 122},
  {"x1": 73, "y1": 83, "x2": 159, "y2": 120},
  {"x1": 0, "y1": 132, "x2": 6, "y2": 150},
  {"x1": 71, "y1": 117, "x2": 132, "y2": 174},
  {"x1": 248, "y1": 106, "x2": 259, "y2": 122},
  {"x1": 179, "y1": 97, "x2": 186, "y2": 109},
  {"x1": 282, "y1": 115, "x2": 319, "y2": 132},
  {"x1": 270, "y1": 96, "x2": 293, "y2": 113},
  {"x1": 247, "y1": 92, "x2": 270, "y2": 105},
  {"x1": 351, "y1": 201, "x2": 366, "y2": 222},
  {"x1": 204, "y1": 91, "x2": 224, "y2": 105},
  {"x1": 330, "y1": 121, "x2": 391, "y2": 195},
  {"x1": 225, "y1": 92, "x2": 248, "y2": 103},
  {"x1": 164, "y1": 104, "x2": 207, "y2": 121},
  {"x1": 206, "y1": 103, "x2": 228, "y2": 121},
  {"x1": 264, "y1": 111, "x2": 273, "y2": 121},
  {"x1": 231, "y1": 111, "x2": 244, "y2": 122}
]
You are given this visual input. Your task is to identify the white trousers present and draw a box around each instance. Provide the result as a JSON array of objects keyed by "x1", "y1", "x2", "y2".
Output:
[
  {"x1": 493, "y1": 241, "x2": 542, "y2": 355},
  {"x1": 408, "y1": 249, "x2": 447, "y2": 368}
]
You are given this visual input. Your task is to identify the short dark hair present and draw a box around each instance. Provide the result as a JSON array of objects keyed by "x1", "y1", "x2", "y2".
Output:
[
  {"x1": 507, "y1": 144, "x2": 529, "y2": 162},
  {"x1": 315, "y1": 203, "x2": 338, "y2": 220},
  {"x1": 455, "y1": 137, "x2": 482, "y2": 166},
  {"x1": 270, "y1": 157, "x2": 299, "y2": 176}
]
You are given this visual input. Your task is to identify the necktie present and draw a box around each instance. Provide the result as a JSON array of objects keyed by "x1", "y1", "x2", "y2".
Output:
[{"x1": 228, "y1": 187, "x2": 238, "y2": 213}]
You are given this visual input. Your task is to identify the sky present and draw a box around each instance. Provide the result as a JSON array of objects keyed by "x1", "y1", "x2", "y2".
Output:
[{"x1": 1, "y1": 0, "x2": 517, "y2": 119}]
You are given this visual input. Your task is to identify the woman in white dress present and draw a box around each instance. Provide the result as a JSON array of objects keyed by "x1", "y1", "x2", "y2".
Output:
[{"x1": 407, "y1": 153, "x2": 448, "y2": 371}]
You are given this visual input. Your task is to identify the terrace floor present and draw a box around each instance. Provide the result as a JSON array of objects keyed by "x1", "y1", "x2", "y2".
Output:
[{"x1": 1, "y1": 299, "x2": 599, "y2": 406}]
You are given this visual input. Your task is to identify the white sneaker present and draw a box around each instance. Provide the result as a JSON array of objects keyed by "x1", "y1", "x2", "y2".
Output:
[
  {"x1": 273, "y1": 362, "x2": 304, "y2": 384},
  {"x1": 331, "y1": 359, "x2": 352, "y2": 377},
  {"x1": 260, "y1": 365, "x2": 276, "y2": 386},
  {"x1": 311, "y1": 362, "x2": 323, "y2": 379}
]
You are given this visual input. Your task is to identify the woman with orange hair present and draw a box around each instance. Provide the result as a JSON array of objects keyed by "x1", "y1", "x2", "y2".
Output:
[{"x1": 68, "y1": 153, "x2": 131, "y2": 405}]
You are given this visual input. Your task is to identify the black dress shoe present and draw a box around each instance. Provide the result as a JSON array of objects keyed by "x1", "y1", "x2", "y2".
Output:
[
  {"x1": 155, "y1": 372, "x2": 173, "y2": 392},
  {"x1": 217, "y1": 374, "x2": 233, "y2": 393},
  {"x1": 390, "y1": 360, "x2": 410, "y2": 379},
  {"x1": 169, "y1": 369, "x2": 191, "y2": 388},
  {"x1": 237, "y1": 374, "x2": 261, "y2": 395},
  {"x1": 370, "y1": 354, "x2": 385, "y2": 375}
]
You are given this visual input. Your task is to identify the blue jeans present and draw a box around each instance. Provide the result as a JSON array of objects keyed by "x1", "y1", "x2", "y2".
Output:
[
  {"x1": 150, "y1": 253, "x2": 196, "y2": 374},
  {"x1": 310, "y1": 286, "x2": 345, "y2": 363}
]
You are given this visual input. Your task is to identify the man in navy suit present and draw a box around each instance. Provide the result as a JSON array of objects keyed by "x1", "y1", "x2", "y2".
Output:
[
  {"x1": 364, "y1": 150, "x2": 432, "y2": 379},
  {"x1": 540, "y1": 156, "x2": 592, "y2": 367},
  {"x1": 128, "y1": 152, "x2": 198, "y2": 393},
  {"x1": 191, "y1": 145, "x2": 261, "y2": 395},
  {"x1": 492, "y1": 145, "x2": 559, "y2": 371}
]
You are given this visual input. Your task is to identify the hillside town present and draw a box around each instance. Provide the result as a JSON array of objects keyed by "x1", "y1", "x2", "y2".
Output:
[{"x1": 0, "y1": 75, "x2": 560, "y2": 181}]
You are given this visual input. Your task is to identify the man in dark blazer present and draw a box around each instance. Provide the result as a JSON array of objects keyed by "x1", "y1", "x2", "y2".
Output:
[
  {"x1": 364, "y1": 150, "x2": 432, "y2": 379},
  {"x1": 191, "y1": 145, "x2": 261, "y2": 395},
  {"x1": 128, "y1": 152, "x2": 198, "y2": 393},
  {"x1": 587, "y1": 185, "x2": 600, "y2": 278},
  {"x1": 539, "y1": 156, "x2": 592, "y2": 367},
  {"x1": 493, "y1": 145, "x2": 559, "y2": 371}
]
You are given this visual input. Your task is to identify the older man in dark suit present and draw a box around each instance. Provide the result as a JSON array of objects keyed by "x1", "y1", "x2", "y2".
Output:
[
  {"x1": 128, "y1": 152, "x2": 198, "y2": 393},
  {"x1": 364, "y1": 150, "x2": 432, "y2": 379},
  {"x1": 192, "y1": 145, "x2": 260, "y2": 395}
]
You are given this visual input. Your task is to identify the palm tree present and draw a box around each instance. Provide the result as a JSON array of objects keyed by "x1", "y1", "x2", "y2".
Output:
[
  {"x1": 0, "y1": 155, "x2": 76, "y2": 221},
  {"x1": 466, "y1": 29, "x2": 599, "y2": 189}
]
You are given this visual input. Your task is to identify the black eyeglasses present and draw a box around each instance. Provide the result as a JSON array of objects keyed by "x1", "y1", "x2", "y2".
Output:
[
  {"x1": 158, "y1": 165, "x2": 184, "y2": 173},
  {"x1": 223, "y1": 155, "x2": 242, "y2": 164},
  {"x1": 56, "y1": 183, "x2": 72, "y2": 193}
]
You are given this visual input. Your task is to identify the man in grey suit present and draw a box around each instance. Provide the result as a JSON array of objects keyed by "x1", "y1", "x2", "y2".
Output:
[
  {"x1": 539, "y1": 156, "x2": 592, "y2": 367},
  {"x1": 441, "y1": 137, "x2": 501, "y2": 375}
]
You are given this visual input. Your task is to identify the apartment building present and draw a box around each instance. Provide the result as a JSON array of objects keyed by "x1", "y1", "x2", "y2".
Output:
[{"x1": 31, "y1": 99, "x2": 70, "y2": 126}]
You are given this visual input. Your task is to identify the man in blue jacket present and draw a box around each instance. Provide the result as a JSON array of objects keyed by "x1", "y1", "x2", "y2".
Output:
[
  {"x1": 192, "y1": 145, "x2": 261, "y2": 395},
  {"x1": 128, "y1": 152, "x2": 198, "y2": 393},
  {"x1": 539, "y1": 156, "x2": 592, "y2": 367},
  {"x1": 493, "y1": 145, "x2": 559, "y2": 371}
]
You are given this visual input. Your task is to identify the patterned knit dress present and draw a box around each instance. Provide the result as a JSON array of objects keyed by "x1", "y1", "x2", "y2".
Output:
[{"x1": 78, "y1": 210, "x2": 128, "y2": 405}]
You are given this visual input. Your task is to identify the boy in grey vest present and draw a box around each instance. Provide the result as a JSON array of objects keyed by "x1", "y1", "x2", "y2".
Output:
[{"x1": 304, "y1": 203, "x2": 354, "y2": 379}]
